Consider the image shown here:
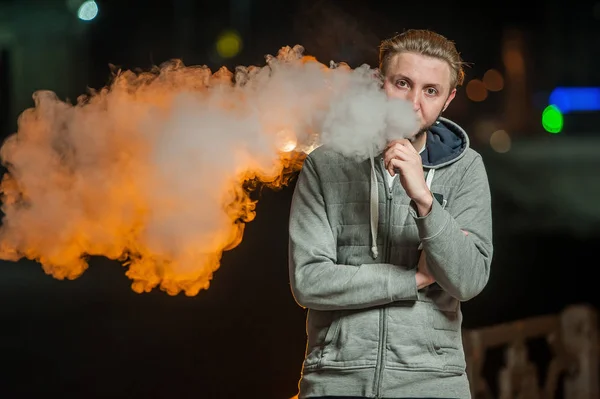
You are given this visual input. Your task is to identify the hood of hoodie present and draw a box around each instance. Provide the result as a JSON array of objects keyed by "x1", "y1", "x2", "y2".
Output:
[{"x1": 421, "y1": 117, "x2": 469, "y2": 169}]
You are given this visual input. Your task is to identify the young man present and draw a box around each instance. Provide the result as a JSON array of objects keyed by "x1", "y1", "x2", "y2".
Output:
[{"x1": 288, "y1": 29, "x2": 493, "y2": 398}]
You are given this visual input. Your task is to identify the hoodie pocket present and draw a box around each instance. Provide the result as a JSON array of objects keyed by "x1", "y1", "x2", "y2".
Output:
[
  {"x1": 322, "y1": 311, "x2": 342, "y2": 347},
  {"x1": 385, "y1": 301, "x2": 444, "y2": 371},
  {"x1": 304, "y1": 310, "x2": 341, "y2": 369},
  {"x1": 418, "y1": 286, "x2": 465, "y2": 373},
  {"x1": 306, "y1": 310, "x2": 344, "y2": 369},
  {"x1": 319, "y1": 309, "x2": 381, "y2": 369},
  {"x1": 427, "y1": 305, "x2": 466, "y2": 373}
]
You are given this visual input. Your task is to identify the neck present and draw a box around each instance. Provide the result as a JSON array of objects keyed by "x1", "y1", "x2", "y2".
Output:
[{"x1": 411, "y1": 130, "x2": 427, "y2": 152}]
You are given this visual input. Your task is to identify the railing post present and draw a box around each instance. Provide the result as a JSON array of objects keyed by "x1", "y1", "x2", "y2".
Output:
[
  {"x1": 560, "y1": 304, "x2": 599, "y2": 399},
  {"x1": 498, "y1": 340, "x2": 541, "y2": 399},
  {"x1": 464, "y1": 331, "x2": 491, "y2": 399}
]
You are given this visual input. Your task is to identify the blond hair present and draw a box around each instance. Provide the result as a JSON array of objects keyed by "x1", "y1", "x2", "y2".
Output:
[{"x1": 379, "y1": 29, "x2": 466, "y2": 88}]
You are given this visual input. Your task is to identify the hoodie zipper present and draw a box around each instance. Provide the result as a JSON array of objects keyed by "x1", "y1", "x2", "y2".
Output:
[{"x1": 373, "y1": 158, "x2": 394, "y2": 398}]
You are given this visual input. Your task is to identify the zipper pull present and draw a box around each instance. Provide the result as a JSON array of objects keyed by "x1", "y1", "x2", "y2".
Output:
[{"x1": 379, "y1": 158, "x2": 394, "y2": 199}]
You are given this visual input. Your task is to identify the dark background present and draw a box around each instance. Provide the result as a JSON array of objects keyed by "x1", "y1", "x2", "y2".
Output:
[{"x1": 1, "y1": 0, "x2": 599, "y2": 398}]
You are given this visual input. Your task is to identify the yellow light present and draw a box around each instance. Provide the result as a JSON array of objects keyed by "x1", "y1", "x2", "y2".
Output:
[
  {"x1": 466, "y1": 79, "x2": 488, "y2": 102},
  {"x1": 483, "y1": 69, "x2": 504, "y2": 91},
  {"x1": 490, "y1": 130, "x2": 511, "y2": 153},
  {"x1": 216, "y1": 30, "x2": 242, "y2": 59}
]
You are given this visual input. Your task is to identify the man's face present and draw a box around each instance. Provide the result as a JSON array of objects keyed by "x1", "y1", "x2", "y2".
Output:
[{"x1": 383, "y1": 52, "x2": 456, "y2": 139}]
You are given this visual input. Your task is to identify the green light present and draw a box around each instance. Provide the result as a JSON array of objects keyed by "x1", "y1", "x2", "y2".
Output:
[
  {"x1": 542, "y1": 105, "x2": 563, "y2": 134},
  {"x1": 77, "y1": 0, "x2": 98, "y2": 21}
]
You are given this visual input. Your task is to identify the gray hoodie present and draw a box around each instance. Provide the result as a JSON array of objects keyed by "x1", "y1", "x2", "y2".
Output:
[{"x1": 288, "y1": 117, "x2": 493, "y2": 398}]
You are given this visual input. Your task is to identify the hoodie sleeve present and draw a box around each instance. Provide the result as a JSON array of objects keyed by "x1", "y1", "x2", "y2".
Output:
[
  {"x1": 288, "y1": 155, "x2": 419, "y2": 311},
  {"x1": 411, "y1": 154, "x2": 493, "y2": 301}
]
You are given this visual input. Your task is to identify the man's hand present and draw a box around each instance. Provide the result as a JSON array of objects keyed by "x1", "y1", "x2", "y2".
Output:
[
  {"x1": 416, "y1": 251, "x2": 435, "y2": 290},
  {"x1": 383, "y1": 139, "x2": 433, "y2": 215}
]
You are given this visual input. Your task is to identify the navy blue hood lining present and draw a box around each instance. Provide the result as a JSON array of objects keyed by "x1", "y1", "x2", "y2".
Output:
[{"x1": 421, "y1": 117, "x2": 469, "y2": 168}]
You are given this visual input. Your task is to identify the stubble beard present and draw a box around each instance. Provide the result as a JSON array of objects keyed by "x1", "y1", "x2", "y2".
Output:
[
  {"x1": 408, "y1": 108, "x2": 445, "y2": 143},
  {"x1": 408, "y1": 129, "x2": 426, "y2": 144}
]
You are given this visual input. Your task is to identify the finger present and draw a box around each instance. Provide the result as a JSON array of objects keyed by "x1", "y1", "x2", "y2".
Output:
[
  {"x1": 397, "y1": 139, "x2": 419, "y2": 154},
  {"x1": 386, "y1": 138, "x2": 410, "y2": 150},
  {"x1": 386, "y1": 139, "x2": 405, "y2": 147},
  {"x1": 386, "y1": 158, "x2": 400, "y2": 176},
  {"x1": 384, "y1": 146, "x2": 419, "y2": 175},
  {"x1": 383, "y1": 147, "x2": 410, "y2": 172},
  {"x1": 385, "y1": 139, "x2": 410, "y2": 153},
  {"x1": 383, "y1": 145, "x2": 398, "y2": 161},
  {"x1": 387, "y1": 158, "x2": 406, "y2": 176},
  {"x1": 385, "y1": 148, "x2": 417, "y2": 170},
  {"x1": 386, "y1": 139, "x2": 419, "y2": 155},
  {"x1": 382, "y1": 150, "x2": 395, "y2": 174},
  {"x1": 386, "y1": 158, "x2": 396, "y2": 176},
  {"x1": 385, "y1": 144, "x2": 414, "y2": 161},
  {"x1": 392, "y1": 145, "x2": 416, "y2": 159}
]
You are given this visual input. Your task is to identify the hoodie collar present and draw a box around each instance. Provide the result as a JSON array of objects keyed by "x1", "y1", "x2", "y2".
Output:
[{"x1": 421, "y1": 117, "x2": 469, "y2": 169}]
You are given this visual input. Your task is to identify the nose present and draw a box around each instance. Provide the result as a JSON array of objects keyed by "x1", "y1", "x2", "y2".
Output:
[{"x1": 407, "y1": 90, "x2": 420, "y2": 111}]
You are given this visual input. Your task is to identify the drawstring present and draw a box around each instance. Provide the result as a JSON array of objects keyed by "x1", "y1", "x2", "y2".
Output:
[
  {"x1": 425, "y1": 168, "x2": 435, "y2": 191},
  {"x1": 369, "y1": 146, "x2": 379, "y2": 259}
]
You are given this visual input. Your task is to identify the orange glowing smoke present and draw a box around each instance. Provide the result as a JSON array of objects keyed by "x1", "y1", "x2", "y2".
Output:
[
  {"x1": 0, "y1": 44, "x2": 417, "y2": 296},
  {"x1": 0, "y1": 45, "x2": 357, "y2": 296}
]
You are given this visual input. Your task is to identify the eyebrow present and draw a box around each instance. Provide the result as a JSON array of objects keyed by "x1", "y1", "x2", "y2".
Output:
[{"x1": 390, "y1": 74, "x2": 443, "y2": 90}]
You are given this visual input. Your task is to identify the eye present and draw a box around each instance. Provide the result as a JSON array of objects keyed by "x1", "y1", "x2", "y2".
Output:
[
  {"x1": 426, "y1": 87, "x2": 438, "y2": 96},
  {"x1": 395, "y1": 79, "x2": 409, "y2": 88}
]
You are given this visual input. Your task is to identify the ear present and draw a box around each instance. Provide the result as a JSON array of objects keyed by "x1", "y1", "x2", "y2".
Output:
[
  {"x1": 442, "y1": 88, "x2": 457, "y2": 112},
  {"x1": 374, "y1": 68, "x2": 384, "y2": 88}
]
